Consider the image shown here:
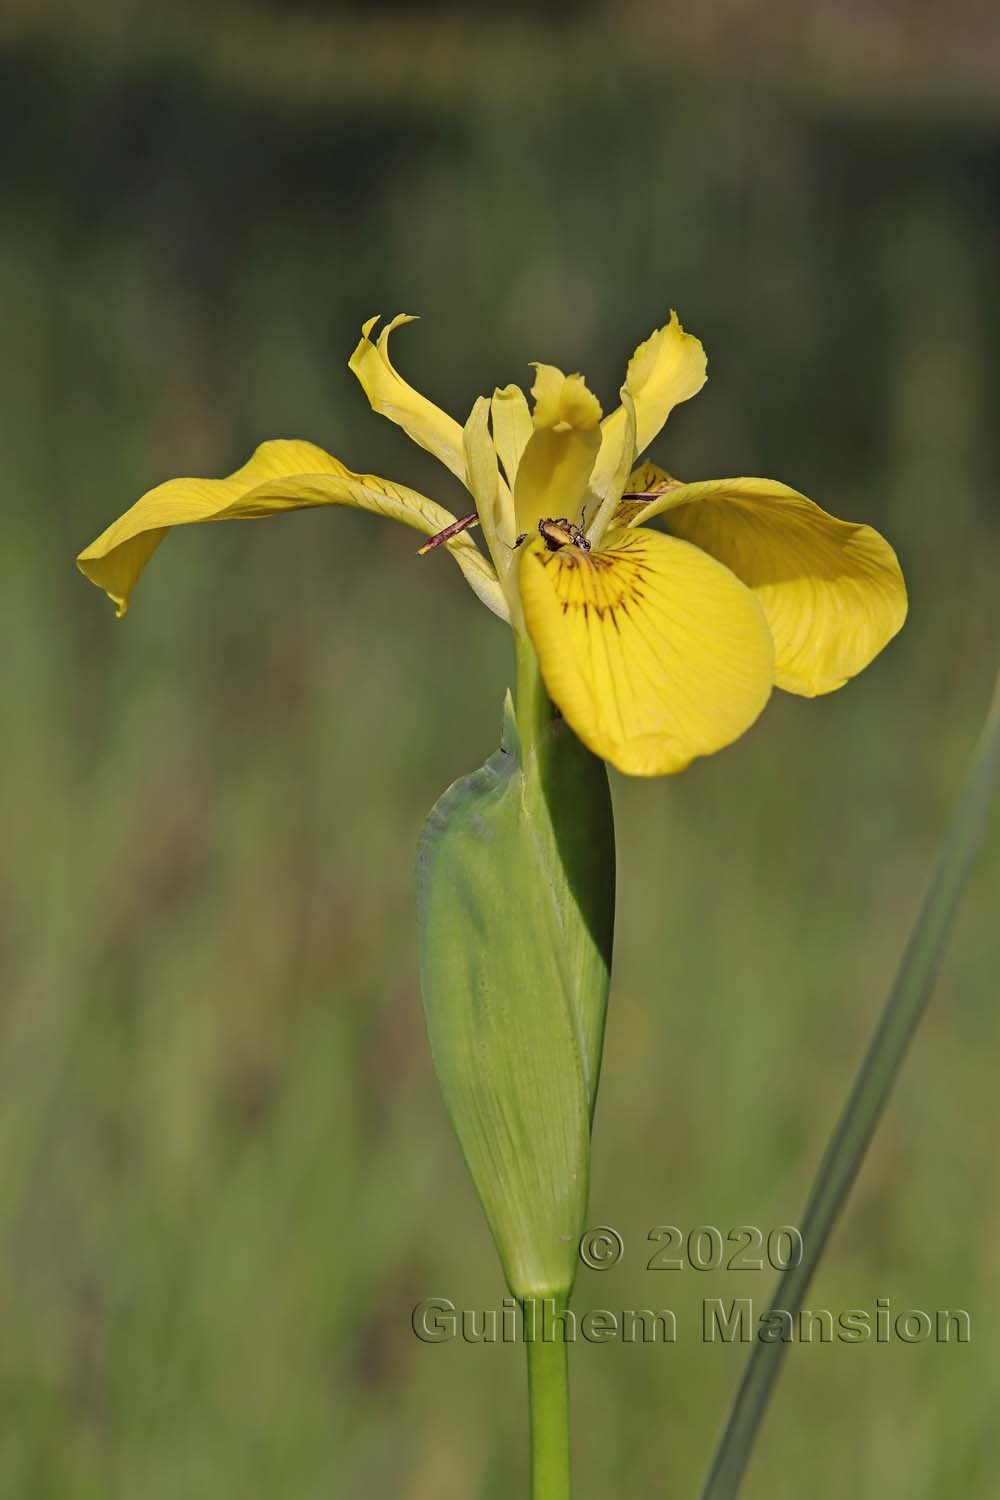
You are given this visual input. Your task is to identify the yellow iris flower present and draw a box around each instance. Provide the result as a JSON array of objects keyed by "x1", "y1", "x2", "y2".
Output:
[{"x1": 77, "y1": 312, "x2": 906, "y2": 776}]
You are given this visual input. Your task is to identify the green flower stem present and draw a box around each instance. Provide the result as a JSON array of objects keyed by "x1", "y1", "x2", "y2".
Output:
[
  {"x1": 512, "y1": 641, "x2": 574, "y2": 1497},
  {"x1": 515, "y1": 633, "x2": 554, "y2": 757},
  {"x1": 525, "y1": 1298, "x2": 572, "y2": 1500}
]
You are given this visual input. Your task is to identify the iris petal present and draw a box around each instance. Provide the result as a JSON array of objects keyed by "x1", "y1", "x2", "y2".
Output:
[
  {"x1": 591, "y1": 312, "x2": 706, "y2": 504},
  {"x1": 76, "y1": 439, "x2": 508, "y2": 620},
  {"x1": 631, "y1": 477, "x2": 907, "y2": 696},
  {"x1": 519, "y1": 525, "x2": 773, "y2": 775},
  {"x1": 349, "y1": 315, "x2": 467, "y2": 483},
  {"x1": 490, "y1": 384, "x2": 533, "y2": 489},
  {"x1": 513, "y1": 365, "x2": 602, "y2": 534},
  {"x1": 463, "y1": 396, "x2": 516, "y2": 591},
  {"x1": 585, "y1": 388, "x2": 637, "y2": 542}
]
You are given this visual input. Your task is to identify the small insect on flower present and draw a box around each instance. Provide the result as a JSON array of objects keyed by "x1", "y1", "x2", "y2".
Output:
[
  {"x1": 512, "y1": 518, "x2": 592, "y2": 552},
  {"x1": 538, "y1": 518, "x2": 591, "y2": 553}
]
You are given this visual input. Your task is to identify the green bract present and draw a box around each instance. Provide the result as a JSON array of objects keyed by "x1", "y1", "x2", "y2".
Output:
[{"x1": 416, "y1": 692, "x2": 614, "y2": 1300}]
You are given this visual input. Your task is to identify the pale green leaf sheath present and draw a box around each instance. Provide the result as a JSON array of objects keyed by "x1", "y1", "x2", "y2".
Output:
[{"x1": 416, "y1": 689, "x2": 615, "y2": 1302}]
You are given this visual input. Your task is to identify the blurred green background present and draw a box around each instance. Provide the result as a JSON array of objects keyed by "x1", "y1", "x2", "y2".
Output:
[{"x1": 3, "y1": 1, "x2": 999, "y2": 1495}]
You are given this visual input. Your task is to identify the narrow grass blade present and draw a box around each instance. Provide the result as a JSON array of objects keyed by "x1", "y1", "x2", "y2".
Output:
[{"x1": 699, "y1": 669, "x2": 1000, "y2": 1500}]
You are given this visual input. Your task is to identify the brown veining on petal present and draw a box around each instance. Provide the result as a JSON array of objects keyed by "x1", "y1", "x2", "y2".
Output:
[{"x1": 531, "y1": 532, "x2": 664, "y2": 621}]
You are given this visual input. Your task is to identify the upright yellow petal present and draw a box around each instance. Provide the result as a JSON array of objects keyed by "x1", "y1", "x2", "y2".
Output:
[
  {"x1": 77, "y1": 439, "x2": 508, "y2": 621},
  {"x1": 513, "y1": 365, "x2": 602, "y2": 534},
  {"x1": 630, "y1": 478, "x2": 907, "y2": 696},
  {"x1": 529, "y1": 365, "x2": 602, "y2": 431},
  {"x1": 592, "y1": 312, "x2": 706, "y2": 500},
  {"x1": 490, "y1": 384, "x2": 533, "y2": 489},
  {"x1": 463, "y1": 395, "x2": 515, "y2": 586},
  {"x1": 348, "y1": 315, "x2": 467, "y2": 483},
  {"x1": 519, "y1": 526, "x2": 773, "y2": 776},
  {"x1": 585, "y1": 387, "x2": 636, "y2": 544}
]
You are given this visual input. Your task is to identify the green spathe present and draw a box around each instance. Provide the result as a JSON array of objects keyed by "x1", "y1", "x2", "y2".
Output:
[{"x1": 416, "y1": 692, "x2": 615, "y2": 1300}]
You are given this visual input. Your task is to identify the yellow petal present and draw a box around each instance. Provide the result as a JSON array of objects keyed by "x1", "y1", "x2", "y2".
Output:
[
  {"x1": 609, "y1": 460, "x2": 684, "y2": 527},
  {"x1": 592, "y1": 312, "x2": 706, "y2": 500},
  {"x1": 513, "y1": 365, "x2": 602, "y2": 534},
  {"x1": 463, "y1": 396, "x2": 515, "y2": 586},
  {"x1": 625, "y1": 460, "x2": 684, "y2": 500},
  {"x1": 585, "y1": 387, "x2": 636, "y2": 543},
  {"x1": 348, "y1": 315, "x2": 467, "y2": 483},
  {"x1": 631, "y1": 477, "x2": 907, "y2": 696},
  {"x1": 76, "y1": 438, "x2": 508, "y2": 621},
  {"x1": 490, "y1": 384, "x2": 532, "y2": 489},
  {"x1": 530, "y1": 364, "x2": 603, "y2": 431},
  {"x1": 519, "y1": 525, "x2": 773, "y2": 776}
]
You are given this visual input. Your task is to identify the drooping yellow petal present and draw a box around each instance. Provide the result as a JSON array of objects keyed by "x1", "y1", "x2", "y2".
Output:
[
  {"x1": 348, "y1": 315, "x2": 467, "y2": 483},
  {"x1": 519, "y1": 526, "x2": 774, "y2": 776},
  {"x1": 591, "y1": 312, "x2": 706, "y2": 501},
  {"x1": 630, "y1": 477, "x2": 907, "y2": 696},
  {"x1": 490, "y1": 384, "x2": 533, "y2": 489},
  {"x1": 77, "y1": 439, "x2": 508, "y2": 621},
  {"x1": 513, "y1": 365, "x2": 602, "y2": 534}
]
